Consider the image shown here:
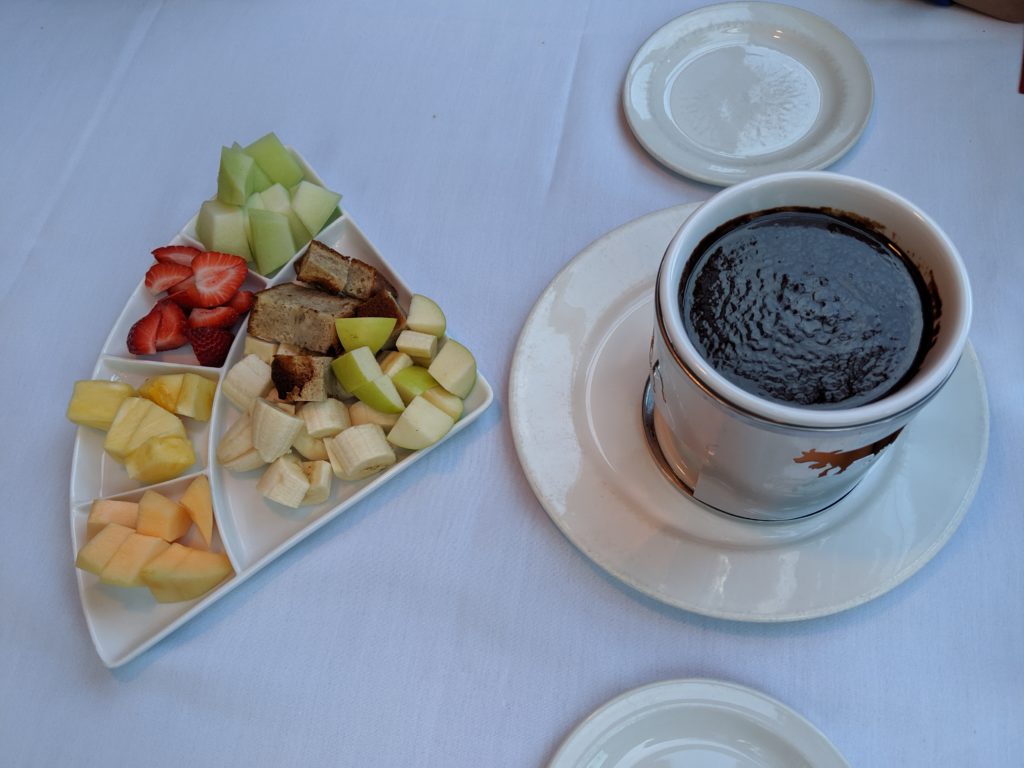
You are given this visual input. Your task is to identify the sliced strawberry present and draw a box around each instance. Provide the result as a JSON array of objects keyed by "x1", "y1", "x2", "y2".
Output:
[
  {"x1": 189, "y1": 327, "x2": 234, "y2": 367},
  {"x1": 171, "y1": 251, "x2": 247, "y2": 309},
  {"x1": 126, "y1": 306, "x2": 161, "y2": 355},
  {"x1": 167, "y1": 276, "x2": 198, "y2": 308},
  {"x1": 188, "y1": 306, "x2": 240, "y2": 330},
  {"x1": 154, "y1": 299, "x2": 189, "y2": 351},
  {"x1": 152, "y1": 245, "x2": 201, "y2": 266},
  {"x1": 145, "y1": 262, "x2": 192, "y2": 295},
  {"x1": 226, "y1": 290, "x2": 255, "y2": 315}
]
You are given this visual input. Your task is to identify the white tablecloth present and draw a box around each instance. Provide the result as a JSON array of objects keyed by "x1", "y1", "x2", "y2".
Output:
[{"x1": 3, "y1": 1, "x2": 1021, "y2": 765}]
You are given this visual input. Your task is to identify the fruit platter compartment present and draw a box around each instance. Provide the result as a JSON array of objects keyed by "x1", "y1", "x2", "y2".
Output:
[{"x1": 69, "y1": 148, "x2": 494, "y2": 667}]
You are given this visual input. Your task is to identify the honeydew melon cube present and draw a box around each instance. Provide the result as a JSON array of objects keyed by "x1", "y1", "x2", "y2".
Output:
[
  {"x1": 243, "y1": 132, "x2": 304, "y2": 188},
  {"x1": 291, "y1": 180, "x2": 341, "y2": 237},
  {"x1": 217, "y1": 145, "x2": 256, "y2": 206},
  {"x1": 249, "y1": 161, "x2": 272, "y2": 193},
  {"x1": 248, "y1": 208, "x2": 296, "y2": 276},
  {"x1": 258, "y1": 183, "x2": 310, "y2": 248},
  {"x1": 197, "y1": 199, "x2": 253, "y2": 262}
]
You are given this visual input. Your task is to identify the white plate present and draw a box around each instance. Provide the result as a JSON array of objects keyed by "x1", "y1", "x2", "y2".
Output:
[
  {"x1": 69, "y1": 152, "x2": 493, "y2": 667},
  {"x1": 549, "y1": 679, "x2": 849, "y2": 767},
  {"x1": 623, "y1": 3, "x2": 873, "y2": 185},
  {"x1": 509, "y1": 203, "x2": 988, "y2": 621}
]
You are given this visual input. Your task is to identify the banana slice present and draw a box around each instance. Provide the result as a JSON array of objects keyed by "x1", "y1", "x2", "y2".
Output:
[
  {"x1": 292, "y1": 424, "x2": 328, "y2": 461},
  {"x1": 348, "y1": 400, "x2": 400, "y2": 429},
  {"x1": 256, "y1": 455, "x2": 310, "y2": 508},
  {"x1": 217, "y1": 413, "x2": 254, "y2": 463},
  {"x1": 300, "y1": 460, "x2": 333, "y2": 505},
  {"x1": 222, "y1": 354, "x2": 273, "y2": 412},
  {"x1": 300, "y1": 398, "x2": 350, "y2": 438},
  {"x1": 324, "y1": 424, "x2": 396, "y2": 481},
  {"x1": 251, "y1": 398, "x2": 304, "y2": 463}
]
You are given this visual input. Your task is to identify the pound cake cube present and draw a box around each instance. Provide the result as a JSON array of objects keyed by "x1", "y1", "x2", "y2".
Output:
[
  {"x1": 272, "y1": 355, "x2": 334, "y2": 402},
  {"x1": 248, "y1": 283, "x2": 360, "y2": 354},
  {"x1": 295, "y1": 240, "x2": 395, "y2": 300}
]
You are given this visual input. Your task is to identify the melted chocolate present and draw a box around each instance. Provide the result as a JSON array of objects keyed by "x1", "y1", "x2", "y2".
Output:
[{"x1": 680, "y1": 208, "x2": 933, "y2": 408}]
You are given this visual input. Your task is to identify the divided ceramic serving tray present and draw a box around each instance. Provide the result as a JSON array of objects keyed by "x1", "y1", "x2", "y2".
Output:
[{"x1": 68, "y1": 153, "x2": 494, "y2": 667}]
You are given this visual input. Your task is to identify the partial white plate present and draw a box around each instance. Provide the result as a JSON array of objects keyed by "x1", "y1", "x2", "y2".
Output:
[
  {"x1": 69, "y1": 151, "x2": 493, "y2": 667},
  {"x1": 549, "y1": 679, "x2": 849, "y2": 767},
  {"x1": 509, "y1": 203, "x2": 988, "y2": 621},
  {"x1": 623, "y1": 3, "x2": 873, "y2": 185}
]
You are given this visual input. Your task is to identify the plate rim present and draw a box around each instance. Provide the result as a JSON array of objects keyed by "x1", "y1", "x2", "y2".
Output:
[
  {"x1": 509, "y1": 202, "x2": 989, "y2": 622},
  {"x1": 622, "y1": 1, "x2": 874, "y2": 185},
  {"x1": 548, "y1": 677, "x2": 850, "y2": 767}
]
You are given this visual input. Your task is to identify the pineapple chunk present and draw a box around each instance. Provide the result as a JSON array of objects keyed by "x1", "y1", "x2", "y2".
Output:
[
  {"x1": 75, "y1": 523, "x2": 135, "y2": 575},
  {"x1": 86, "y1": 499, "x2": 138, "y2": 539},
  {"x1": 136, "y1": 489, "x2": 192, "y2": 542},
  {"x1": 138, "y1": 374, "x2": 184, "y2": 412},
  {"x1": 141, "y1": 544, "x2": 233, "y2": 602},
  {"x1": 124, "y1": 436, "x2": 196, "y2": 484},
  {"x1": 104, "y1": 398, "x2": 187, "y2": 463},
  {"x1": 67, "y1": 380, "x2": 136, "y2": 431},
  {"x1": 175, "y1": 373, "x2": 217, "y2": 421},
  {"x1": 99, "y1": 533, "x2": 170, "y2": 588},
  {"x1": 179, "y1": 475, "x2": 214, "y2": 546}
]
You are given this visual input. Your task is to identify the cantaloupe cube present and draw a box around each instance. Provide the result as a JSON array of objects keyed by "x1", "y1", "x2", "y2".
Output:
[
  {"x1": 142, "y1": 544, "x2": 233, "y2": 602},
  {"x1": 136, "y1": 490, "x2": 192, "y2": 541},
  {"x1": 75, "y1": 523, "x2": 135, "y2": 575},
  {"x1": 66, "y1": 380, "x2": 136, "y2": 430},
  {"x1": 99, "y1": 533, "x2": 170, "y2": 588},
  {"x1": 124, "y1": 435, "x2": 196, "y2": 484},
  {"x1": 179, "y1": 475, "x2": 214, "y2": 546},
  {"x1": 175, "y1": 373, "x2": 217, "y2": 421},
  {"x1": 86, "y1": 499, "x2": 138, "y2": 539},
  {"x1": 138, "y1": 374, "x2": 184, "y2": 412}
]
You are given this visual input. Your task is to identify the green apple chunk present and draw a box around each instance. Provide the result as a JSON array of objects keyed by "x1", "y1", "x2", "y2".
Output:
[
  {"x1": 217, "y1": 145, "x2": 256, "y2": 206},
  {"x1": 352, "y1": 374, "x2": 405, "y2": 414},
  {"x1": 428, "y1": 339, "x2": 476, "y2": 398},
  {"x1": 331, "y1": 347, "x2": 383, "y2": 392},
  {"x1": 197, "y1": 200, "x2": 253, "y2": 262},
  {"x1": 243, "y1": 132, "x2": 304, "y2": 188},
  {"x1": 387, "y1": 396, "x2": 454, "y2": 450},
  {"x1": 291, "y1": 180, "x2": 341, "y2": 237},
  {"x1": 335, "y1": 317, "x2": 397, "y2": 354},
  {"x1": 406, "y1": 294, "x2": 446, "y2": 337},
  {"x1": 256, "y1": 183, "x2": 310, "y2": 248},
  {"x1": 248, "y1": 208, "x2": 296, "y2": 275},
  {"x1": 422, "y1": 386, "x2": 464, "y2": 421},
  {"x1": 391, "y1": 366, "x2": 438, "y2": 405}
]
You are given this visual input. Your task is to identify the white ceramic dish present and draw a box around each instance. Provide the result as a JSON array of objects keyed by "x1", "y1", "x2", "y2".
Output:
[
  {"x1": 623, "y1": 3, "x2": 873, "y2": 185},
  {"x1": 509, "y1": 203, "x2": 988, "y2": 621},
  {"x1": 69, "y1": 152, "x2": 493, "y2": 667},
  {"x1": 549, "y1": 678, "x2": 849, "y2": 767}
]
